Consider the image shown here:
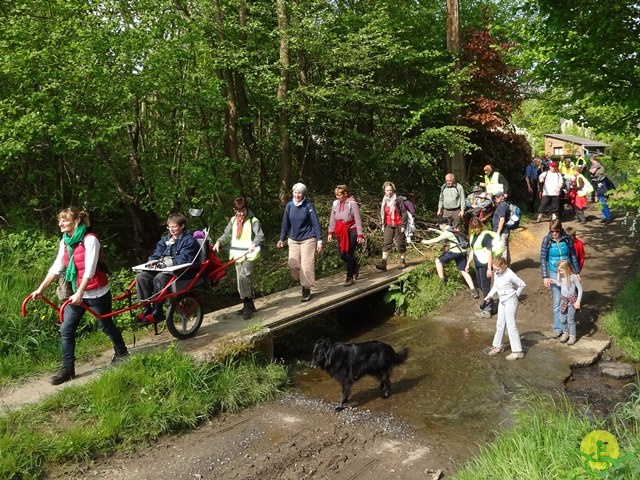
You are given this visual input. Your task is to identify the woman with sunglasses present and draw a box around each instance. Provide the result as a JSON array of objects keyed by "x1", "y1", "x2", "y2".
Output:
[{"x1": 540, "y1": 219, "x2": 581, "y2": 338}]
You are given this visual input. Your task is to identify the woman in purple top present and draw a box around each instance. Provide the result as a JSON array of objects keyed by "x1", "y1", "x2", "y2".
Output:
[{"x1": 277, "y1": 183, "x2": 323, "y2": 302}]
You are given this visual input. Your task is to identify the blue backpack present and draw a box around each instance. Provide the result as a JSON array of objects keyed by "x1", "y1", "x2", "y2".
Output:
[{"x1": 505, "y1": 202, "x2": 521, "y2": 229}]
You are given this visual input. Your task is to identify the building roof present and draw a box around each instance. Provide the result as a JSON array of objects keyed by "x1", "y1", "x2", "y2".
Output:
[{"x1": 544, "y1": 134, "x2": 610, "y2": 147}]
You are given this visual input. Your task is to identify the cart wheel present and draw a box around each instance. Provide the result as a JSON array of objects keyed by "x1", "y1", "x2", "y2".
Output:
[{"x1": 166, "y1": 294, "x2": 203, "y2": 340}]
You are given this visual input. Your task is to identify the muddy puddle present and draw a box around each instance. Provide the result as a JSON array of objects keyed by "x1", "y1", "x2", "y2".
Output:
[{"x1": 276, "y1": 294, "x2": 637, "y2": 450}]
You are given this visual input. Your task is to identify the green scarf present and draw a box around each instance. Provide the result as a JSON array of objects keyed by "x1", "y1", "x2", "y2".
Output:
[{"x1": 63, "y1": 223, "x2": 87, "y2": 292}]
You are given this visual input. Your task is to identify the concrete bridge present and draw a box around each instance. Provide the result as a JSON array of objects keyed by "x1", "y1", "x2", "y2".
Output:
[{"x1": 178, "y1": 260, "x2": 418, "y2": 359}]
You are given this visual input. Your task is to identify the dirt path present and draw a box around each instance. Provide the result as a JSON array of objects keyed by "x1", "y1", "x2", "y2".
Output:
[{"x1": 7, "y1": 207, "x2": 640, "y2": 479}]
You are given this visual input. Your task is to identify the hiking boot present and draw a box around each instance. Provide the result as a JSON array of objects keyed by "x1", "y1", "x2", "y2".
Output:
[
  {"x1": 135, "y1": 312, "x2": 150, "y2": 325},
  {"x1": 559, "y1": 332, "x2": 570, "y2": 343},
  {"x1": 301, "y1": 287, "x2": 311, "y2": 302},
  {"x1": 375, "y1": 259, "x2": 387, "y2": 271},
  {"x1": 505, "y1": 352, "x2": 525, "y2": 361},
  {"x1": 111, "y1": 352, "x2": 129, "y2": 365},
  {"x1": 343, "y1": 277, "x2": 354, "y2": 287},
  {"x1": 483, "y1": 345, "x2": 504, "y2": 356},
  {"x1": 50, "y1": 366, "x2": 75, "y2": 385},
  {"x1": 150, "y1": 312, "x2": 166, "y2": 324},
  {"x1": 567, "y1": 335, "x2": 577, "y2": 345},
  {"x1": 537, "y1": 214, "x2": 543, "y2": 223},
  {"x1": 548, "y1": 330, "x2": 563, "y2": 339},
  {"x1": 398, "y1": 258, "x2": 406, "y2": 269},
  {"x1": 237, "y1": 298, "x2": 257, "y2": 316},
  {"x1": 353, "y1": 264, "x2": 360, "y2": 280},
  {"x1": 471, "y1": 289, "x2": 480, "y2": 299}
]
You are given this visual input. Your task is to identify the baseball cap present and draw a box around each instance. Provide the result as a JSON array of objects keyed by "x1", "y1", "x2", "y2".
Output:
[
  {"x1": 550, "y1": 161, "x2": 558, "y2": 168},
  {"x1": 472, "y1": 185, "x2": 482, "y2": 192}
]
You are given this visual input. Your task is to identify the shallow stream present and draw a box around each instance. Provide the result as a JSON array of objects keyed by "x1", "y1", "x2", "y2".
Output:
[{"x1": 277, "y1": 294, "x2": 636, "y2": 453}]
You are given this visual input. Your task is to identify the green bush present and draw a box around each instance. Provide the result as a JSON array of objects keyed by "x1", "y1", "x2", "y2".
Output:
[{"x1": 384, "y1": 259, "x2": 466, "y2": 316}]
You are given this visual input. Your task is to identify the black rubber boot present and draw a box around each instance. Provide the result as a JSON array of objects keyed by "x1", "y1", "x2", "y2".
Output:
[
  {"x1": 50, "y1": 366, "x2": 76, "y2": 385},
  {"x1": 301, "y1": 287, "x2": 311, "y2": 302},
  {"x1": 243, "y1": 298, "x2": 256, "y2": 319}
]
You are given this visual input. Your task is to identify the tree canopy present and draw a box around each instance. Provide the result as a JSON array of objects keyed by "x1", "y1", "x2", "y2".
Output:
[{"x1": 1, "y1": 0, "x2": 637, "y2": 253}]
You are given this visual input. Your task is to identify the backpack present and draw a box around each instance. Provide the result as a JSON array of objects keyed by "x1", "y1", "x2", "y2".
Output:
[
  {"x1": 77, "y1": 233, "x2": 110, "y2": 275},
  {"x1": 393, "y1": 196, "x2": 416, "y2": 242},
  {"x1": 452, "y1": 230, "x2": 469, "y2": 249},
  {"x1": 398, "y1": 196, "x2": 416, "y2": 216},
  {"x1": 505, "y1": 202, "x2": 521, "y2": 229}
]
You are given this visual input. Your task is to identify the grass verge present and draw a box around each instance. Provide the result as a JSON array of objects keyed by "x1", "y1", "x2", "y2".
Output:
[
  {"x1": 452, "y1": 391, "x2": 640, "y2": 479},
  {"x1": 602, "y1": 274, "x2": 640, "y2": 361},
  {"x1": 0, "y1": 346, "x2": 289, "y2": 479}
]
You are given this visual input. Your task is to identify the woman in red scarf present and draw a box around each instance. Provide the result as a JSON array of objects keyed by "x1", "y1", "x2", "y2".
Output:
[
  {"x1": 213, "y1": 197, "x2": 265, "y2": 318},
  {"x1": 327, "y1": 185, "x2": 364, "y2": 286},
  {"x1": 375, "y1": 181, "x2": 408, "y2": 271}
]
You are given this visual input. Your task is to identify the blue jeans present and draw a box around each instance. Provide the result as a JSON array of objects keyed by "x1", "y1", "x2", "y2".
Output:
[
  {"x1": 559, "y1": 304, "x2": 577, "y2": 336},
  {"x1": 551, "y1": 282, "x2": 562, "y2": 333},
  {"x1": 60, "y1": 291, "x2": 128, "y2": 368},
  {"x1": 598, "y1": 195, "x2": 611, "y2": 220}
]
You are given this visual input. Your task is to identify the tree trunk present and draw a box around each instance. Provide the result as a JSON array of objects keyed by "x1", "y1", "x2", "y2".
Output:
[
  {"x1": 236, "y1": 0, "x2": 263, "y2": 196},
  {"x1": 447, "y1": 0, "x2": 466, "y2": 183},
  {"x1": 276, "y1": 0, "x2": 293, "y2": 206},
  {"x1": 213, "y1": 0, "x2": 242, "y2": 191}
]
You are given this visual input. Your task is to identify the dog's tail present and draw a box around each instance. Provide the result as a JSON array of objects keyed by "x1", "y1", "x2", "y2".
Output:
[{"x1": 394, "y1": 347, "x2": 409, "y2": 365}]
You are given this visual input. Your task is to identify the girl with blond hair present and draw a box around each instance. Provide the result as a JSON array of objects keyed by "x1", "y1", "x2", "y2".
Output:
[{"x1": 556, "y1": 260, "x2": 583, "y2": 345}]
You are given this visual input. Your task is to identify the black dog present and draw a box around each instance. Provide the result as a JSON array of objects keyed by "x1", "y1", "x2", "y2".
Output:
[{"x1": 310, "y1": 336, "x2": 409, "y2": 411}]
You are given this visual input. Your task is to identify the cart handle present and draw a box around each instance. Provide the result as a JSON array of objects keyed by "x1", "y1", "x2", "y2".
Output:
[{"x1": 21, "y1": 295, "x2": 61, "y2": 318}]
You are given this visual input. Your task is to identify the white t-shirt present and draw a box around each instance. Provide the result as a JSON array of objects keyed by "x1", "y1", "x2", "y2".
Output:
[{"x1": 539, "y1": 171, "x2": 564, "y2": 196}]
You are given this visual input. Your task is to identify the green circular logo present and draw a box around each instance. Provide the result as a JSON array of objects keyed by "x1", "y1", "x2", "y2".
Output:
[{"x1": 579, "y1": 430, "x2": 620, "y2": 472}]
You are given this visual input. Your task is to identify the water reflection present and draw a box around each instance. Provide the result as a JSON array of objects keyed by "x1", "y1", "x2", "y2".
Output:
[{"x1": 290, "y1": 301, "x2": 526, "y2": 451}]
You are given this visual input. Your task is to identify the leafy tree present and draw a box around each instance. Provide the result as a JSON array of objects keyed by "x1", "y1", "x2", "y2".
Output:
[
  {"x1": 458, "y1": 8, "x2": 529, "y2": 193},
  {"x1": 505, "y1": 0, "x2": 640, "y2": 222}
]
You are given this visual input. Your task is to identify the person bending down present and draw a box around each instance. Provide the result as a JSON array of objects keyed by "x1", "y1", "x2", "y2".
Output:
[{"x1": 421, "y1": 217, "x2": 478, "y2": 299}]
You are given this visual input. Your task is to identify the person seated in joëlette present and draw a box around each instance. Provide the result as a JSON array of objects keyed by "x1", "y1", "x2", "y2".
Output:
[
  {"x1": 135, "y1": 212, "x2": 200, "y2": 325},
  {"x1": 464, "y1": 185, "x2": 493, "y2": 222}
]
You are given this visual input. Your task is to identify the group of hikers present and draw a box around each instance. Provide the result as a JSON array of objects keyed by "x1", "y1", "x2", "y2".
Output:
[
  {"x1": 31, "y1": 157, "x2": 605, "y2": 384},
  {"x1": 524, "y1": 153, "x2": 615, "y2": 225}
]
